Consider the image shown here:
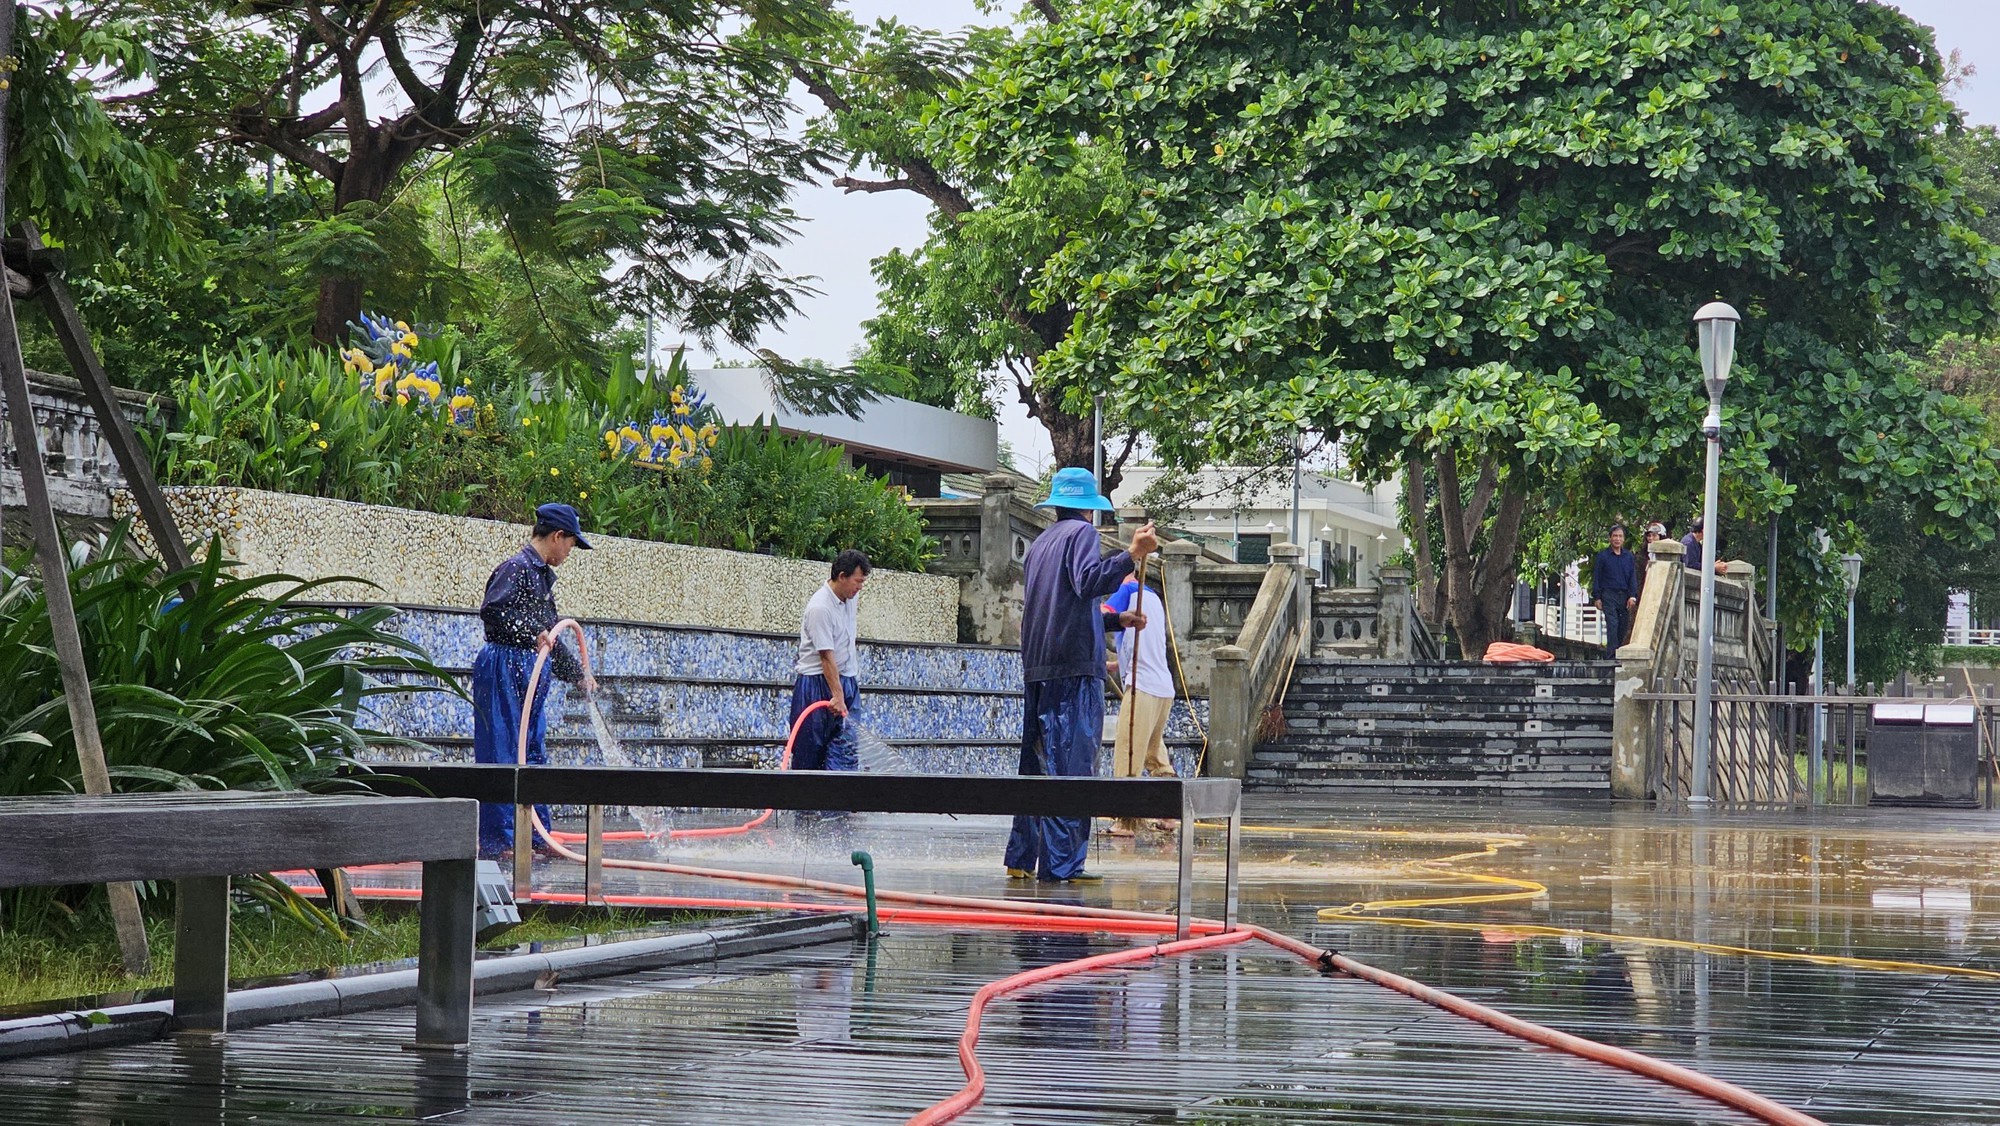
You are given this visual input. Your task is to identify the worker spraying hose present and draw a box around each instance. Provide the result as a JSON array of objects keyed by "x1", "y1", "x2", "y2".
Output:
[{"x1": 470, "y1": 502, "x2": 597, "y2": 862}]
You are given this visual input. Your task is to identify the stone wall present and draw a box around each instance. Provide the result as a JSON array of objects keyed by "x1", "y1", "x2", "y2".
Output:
[{"x1": 116, "y1": 486, "x2": 960, "y2": 643}]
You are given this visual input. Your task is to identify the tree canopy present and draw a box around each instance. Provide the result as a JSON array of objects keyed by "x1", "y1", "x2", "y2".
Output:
[{"x1": 948, "y1": 0, "x2": 2000, "y2": 653}]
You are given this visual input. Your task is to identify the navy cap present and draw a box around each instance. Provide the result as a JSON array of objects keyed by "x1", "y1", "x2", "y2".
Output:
[{"x1": 535, "y1": 502, "x2": 593, "y2": 549}]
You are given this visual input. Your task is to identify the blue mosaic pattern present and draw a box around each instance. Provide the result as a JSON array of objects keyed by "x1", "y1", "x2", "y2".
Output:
[{"x1": 338, "y1": 605, "x2": 1206, "y2": 782}]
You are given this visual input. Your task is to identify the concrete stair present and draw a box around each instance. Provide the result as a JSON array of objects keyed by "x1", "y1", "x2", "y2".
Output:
[{"x1": 1246, "y1": 659, "x2": 1613, "y2": 795}]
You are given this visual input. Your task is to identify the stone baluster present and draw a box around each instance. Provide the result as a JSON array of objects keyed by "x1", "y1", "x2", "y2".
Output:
[{"x1": 1159, "y1": 541, "x2": 1201, "y2": 648}]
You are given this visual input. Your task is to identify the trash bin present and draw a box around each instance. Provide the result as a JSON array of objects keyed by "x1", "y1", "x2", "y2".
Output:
[{"x1": 1867, "y1": 703, "x2": 1981, "y2": 808}]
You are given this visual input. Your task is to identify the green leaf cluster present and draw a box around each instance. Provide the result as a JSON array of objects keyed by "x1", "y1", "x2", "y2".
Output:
[{"x1": 948, "y1": 0, "x2": 2000, "y2": 641}]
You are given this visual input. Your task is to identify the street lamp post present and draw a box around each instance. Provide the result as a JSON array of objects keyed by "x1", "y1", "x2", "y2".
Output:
[
  {"x1": 1689, "y1": 300, "x2": 1741, "y2": 803},
  {"x1": 1841, "y1": 552, "x2": 1863, "y2": 691}
]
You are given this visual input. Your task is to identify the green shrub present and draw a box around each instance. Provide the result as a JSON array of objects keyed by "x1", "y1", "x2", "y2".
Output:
[
  {"x1": 652, "y1": 422, "x2": 931, "y2": 571},
  {"x1": 0, "y1": 530, "x2": 451, "y2": 926},
  {"x1": 154, "y1": 337, "x2": 936, "y2": 571}
]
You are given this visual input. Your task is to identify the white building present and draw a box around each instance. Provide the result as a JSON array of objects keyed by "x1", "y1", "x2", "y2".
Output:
[
  {"x1": 689, "y1": 368, "x2": 999, "y2": 497},
  {"x1": 1111, "y1": 464, "x2": 1404, "y2": 586}
]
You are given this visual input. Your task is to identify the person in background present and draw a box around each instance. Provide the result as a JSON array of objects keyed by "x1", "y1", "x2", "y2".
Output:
[
  {"x1": 1590, "y1": 523, "x2": 1639, "y2": 659},
  {"x1": 1004, "y1": 468, "x2": 1157, "y2": 883},
  {"x1": 1106, "y1": 575, "x2": 1178, "y2": 837},
  {"x1": 790, "y1": 550, "x2": 871, "y2": 773},
  {"x1": 1680, "y1": 520, "x2": 1712, "y2": 572},
  {"x1": 473, "y1": 503, "x2": 597, "y2": 861},
  {"x1": 1643, "y1": 522, "x2": 1668, "y2": 563}
]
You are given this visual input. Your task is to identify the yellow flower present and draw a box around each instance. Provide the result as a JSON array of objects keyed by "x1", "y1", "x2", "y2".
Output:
[
  {"x1": 309, "y1": 421, "x2": 320, "y2": 432},
  {"x1": 550, "y1": 466, "x2": 560, "y2": 476},
  {"x1": 526, "y1": 449, "x2": 536, "y2": 458},
  {"x1": 579, "y1": 491, "x2": 589, "y2": 500},
  {"x1": 317, "y1": 439, "x2": 329, "y2": 450}
]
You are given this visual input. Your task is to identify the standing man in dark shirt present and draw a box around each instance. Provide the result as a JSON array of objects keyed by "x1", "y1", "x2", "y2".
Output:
[
  {"x1": 1680, "y1": 517, "x2": 1706, "y2": 571},
  {"x1": 1590, "y1": 523, "x2": 1639, "y2": 659},
  {"x1": 473, "y1": 503, "x2": 599, "y2": 860},
  {"x1": 1003, "y1": 468, "x2": 1158, "y2": 883}
]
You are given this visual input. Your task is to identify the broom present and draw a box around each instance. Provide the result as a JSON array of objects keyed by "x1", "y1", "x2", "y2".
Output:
[{"x1": 1254, "y1": 632, "x2": 1305, "y2": 745}]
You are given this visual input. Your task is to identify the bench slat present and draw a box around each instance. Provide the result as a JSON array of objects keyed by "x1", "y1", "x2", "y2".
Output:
[{"x1": 0, "y1": 794, "x2": 476, "y2": 888}]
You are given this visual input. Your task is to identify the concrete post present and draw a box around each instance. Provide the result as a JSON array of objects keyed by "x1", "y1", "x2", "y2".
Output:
[
  {"x1": 1271, "y1": 543, "x2": 1309, "y2": 664},
  {"x1": 1159, "y1": 540, "x2": 1200, "y2": 648},
  {"x1": 1611, "y1": 649, "x2": 1653, "y2": 800},
  {"x1": 1379, "y1": 565, "x2": 1412, "y2": 660},
  {"x1": 1116, "y1": 506, "x2": 1148, "y2": 543},
  {"x1": 1210, "y1": 644, "x2": 1250, "y2": 779},
  {"x1": 977, "y1": 474, "x2": 1017, "y2": 584}
]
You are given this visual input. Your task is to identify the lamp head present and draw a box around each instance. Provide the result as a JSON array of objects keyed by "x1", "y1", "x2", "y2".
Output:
[
  {"x1": 1840, "y1": 551, "x2": 1862, "y2": 595},
  {"x1": 1204, "y1": 511, "x2": 1217, "y2": 523},
  {"x1": 1693, "y1": 301, "x2": 1741, "y2": 399}
]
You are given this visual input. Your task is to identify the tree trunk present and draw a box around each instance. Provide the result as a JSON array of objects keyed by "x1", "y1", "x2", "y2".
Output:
[
  {"x1": 1432, "y1": 449, "x2": 1528, "y2": 658},
  {"x1": 310, "y1": 132, "x2": 401, "y2": 346},
  {"x1": 1044, "y1": 407, "x2": 1096, "y2": 476},
  {"x1": 1405, "y1": 455, "x2": 1441, "y2": 621}
]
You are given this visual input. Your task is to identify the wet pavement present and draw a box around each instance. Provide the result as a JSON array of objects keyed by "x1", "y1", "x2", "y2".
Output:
[{"x1": 2, "y1": 795, "x2": 1997, "y2": 1124}]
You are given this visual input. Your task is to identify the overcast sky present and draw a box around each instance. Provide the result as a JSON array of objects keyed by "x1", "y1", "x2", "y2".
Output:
[{"x1": 706, "y1": 1, "x2": 2000, "y2": 476}]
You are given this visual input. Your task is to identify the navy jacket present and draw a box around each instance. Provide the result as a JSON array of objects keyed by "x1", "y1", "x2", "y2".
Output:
[
  {"x1": 479, "y1": 545, "x2": 583, "y2": 683},
  {"x1": 1590, "y1": 545, "x2": 1639, "y2": 602},
  {"x1": 1020, "y1": 515, "x2": 1134, "y2": 684}
]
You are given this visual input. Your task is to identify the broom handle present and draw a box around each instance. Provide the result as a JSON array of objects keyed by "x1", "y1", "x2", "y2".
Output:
[{"x1": 1124, "y1": 554, "x2": 1147, "y2": 768}]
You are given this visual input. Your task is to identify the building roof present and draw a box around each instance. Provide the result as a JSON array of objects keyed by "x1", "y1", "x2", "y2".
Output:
[{"x1": 690, "y1": 368, "x2": 999, "y2": 474}]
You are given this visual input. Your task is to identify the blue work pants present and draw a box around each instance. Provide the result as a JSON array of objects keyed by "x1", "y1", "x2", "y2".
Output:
[
  {"x1": 472, "y1": 643, "x2": 554, "y2": 856},
  {"x1": 1003, "y1": 676, "x2": 1103, "y2": 881}
]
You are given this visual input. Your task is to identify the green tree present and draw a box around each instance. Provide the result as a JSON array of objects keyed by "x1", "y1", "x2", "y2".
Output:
[
  {"x1": 949, "y1": 0, "x2": 2000, "y2": 655},
  {"x1": 788, "y1": 6, "x2": 1148, "y2": 489},
  {"x1": 112, "y1": 0, "x2": 829, "y2": 346}
]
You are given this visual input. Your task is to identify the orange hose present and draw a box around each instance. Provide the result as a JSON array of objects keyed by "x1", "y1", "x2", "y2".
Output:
[
  {"x1": 907, "y1": 931, "x2": 1258, "y2": 1126},
  {"x1": 487, "y1": 620, "x2": 1826, "y2": 1126}
]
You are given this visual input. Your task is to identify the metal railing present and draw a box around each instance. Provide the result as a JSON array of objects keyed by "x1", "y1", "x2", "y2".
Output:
[
  {"x1": 372, "y1": 765, "x2": 1244, "y2": 940},
  {"x1": 1633, "y1": 685, "x2": 1999, "y2": 808},
  {"x1": 1944, "y1": 625, "x2": 2000, "y2": 647}
]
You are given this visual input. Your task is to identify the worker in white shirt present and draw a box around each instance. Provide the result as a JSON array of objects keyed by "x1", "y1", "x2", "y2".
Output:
[{"x1": 1106, "y1": 577, "x2": 1177, "y2": 836}]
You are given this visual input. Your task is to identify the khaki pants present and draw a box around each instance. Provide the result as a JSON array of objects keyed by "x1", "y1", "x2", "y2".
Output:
[{"x1": 1113, "y1": 690, "x2": 1176, "y2": 833}]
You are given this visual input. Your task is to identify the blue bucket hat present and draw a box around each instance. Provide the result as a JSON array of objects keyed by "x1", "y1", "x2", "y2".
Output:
[
  {"x1": 535, "y1": 502, "x2": 593, "y2": 549},
  {"x1": 1036, "y1": 467, "x2": 1114, "y2": 512}
]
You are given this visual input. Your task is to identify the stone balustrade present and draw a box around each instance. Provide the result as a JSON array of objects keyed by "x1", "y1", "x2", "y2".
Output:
[{"x1": 0, "y1": 370, "x2": 163, "y2": 519}]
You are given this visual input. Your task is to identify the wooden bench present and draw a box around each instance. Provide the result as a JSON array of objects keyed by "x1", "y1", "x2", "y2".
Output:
[
  {"x1": 377, "y1": 766, "x2": 1242, "y2": 939},
  {"x1": 0, "y1": 792, "x2": 479, "y2": 1048}
]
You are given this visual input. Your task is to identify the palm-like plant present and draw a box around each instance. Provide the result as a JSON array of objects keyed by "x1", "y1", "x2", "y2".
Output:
[{"x1": 0, "y1": 528, "x2": 455, "y2": 927}]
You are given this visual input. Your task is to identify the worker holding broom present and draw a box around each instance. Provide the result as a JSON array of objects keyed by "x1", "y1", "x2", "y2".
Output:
[
  {"x1": 1107, "y1": 575, "x2": 1178, "y2": 836},
  {"x1": 1003, "y1": 468, "x2": 1157, "y2": 883}
]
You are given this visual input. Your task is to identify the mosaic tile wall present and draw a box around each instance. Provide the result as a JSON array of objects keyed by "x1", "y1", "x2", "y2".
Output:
[{"x1": 357, "y1": 606, "x2": 1207, "y2": 778}]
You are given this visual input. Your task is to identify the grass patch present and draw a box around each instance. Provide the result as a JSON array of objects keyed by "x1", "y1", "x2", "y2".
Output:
[
  {"x1": 1795, "y1": 752, "x2": 1868, "y2": 803},
  {"x1": 0, "y1": 903, "x2": 693, "y2": 1010}
]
